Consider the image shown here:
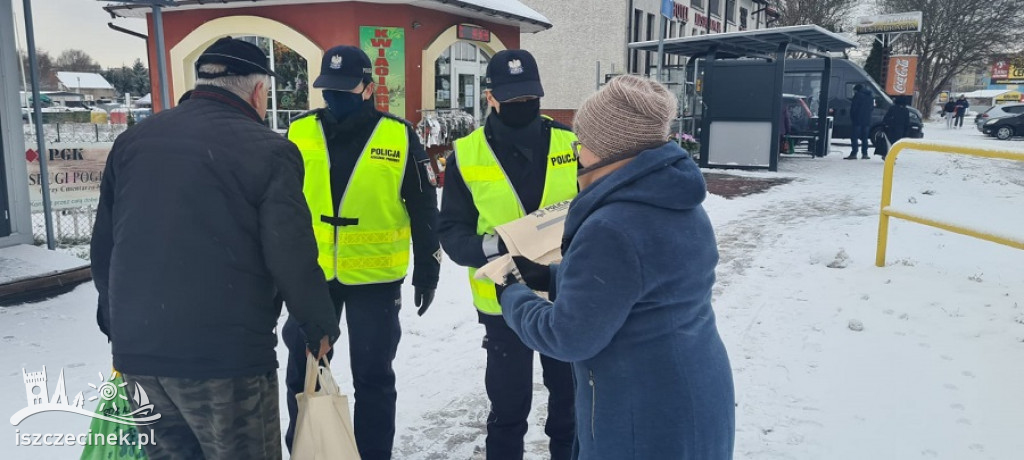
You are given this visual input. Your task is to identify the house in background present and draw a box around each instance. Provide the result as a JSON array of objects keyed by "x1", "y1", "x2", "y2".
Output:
[{"x1": 55, "y1": 72, "x2": 115, "y2": 102}]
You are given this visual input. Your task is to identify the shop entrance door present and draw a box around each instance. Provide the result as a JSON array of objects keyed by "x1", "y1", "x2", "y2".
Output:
[
  {"x1": 0, "y1": 107, "x2": 10, "y2": 238},
  {"x1": 454, "y1": 71, "x2": 477, "y2": 118},
  {"x1": 434, "y1": 42, "x2": 490, "y2": 122}
]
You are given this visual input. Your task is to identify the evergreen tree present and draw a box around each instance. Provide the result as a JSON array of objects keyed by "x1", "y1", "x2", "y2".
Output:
[{"x1": 863, "y1": 39, "x2": 885, "y2": 87}]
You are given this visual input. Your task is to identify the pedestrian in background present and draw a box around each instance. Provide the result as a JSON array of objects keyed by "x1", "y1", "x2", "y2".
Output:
[
  {"x1": 846, "y1": 83, "x2": 873, "y2": 160},
  {"x1": 879, "y1": 95, "x2": 913, "y2": 159},
  {"x1": 499, "y1": 75, "x2": 735, "y2": 460},
  {"x1": 954, "y1": 95, "x2": 970, "y2": 128},
  {"x1": 943, "y1": 98, "x2": 956, "y2": 129},
  {"x1": 91, "y1": 37, "x2": 340, "y2": 459},
  {"x1": 282, "y1": 45, "x2": 441, "y2": 460}
]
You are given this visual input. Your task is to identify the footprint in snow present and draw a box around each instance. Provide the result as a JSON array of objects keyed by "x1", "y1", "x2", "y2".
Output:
[
  {"x1": 950, "y1": 403, "x2": 965, "y2": 411},
  {"x1": 961, "y1": 371, "x2": 974, "y2": 378},
  {"x1": 944, "y1": 383, "x2": 958, "y2": 391}
]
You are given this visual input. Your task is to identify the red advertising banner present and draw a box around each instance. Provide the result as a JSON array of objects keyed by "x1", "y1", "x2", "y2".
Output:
[{"x1": 886, "y1": 55, "x2": 917, "y2": 96}]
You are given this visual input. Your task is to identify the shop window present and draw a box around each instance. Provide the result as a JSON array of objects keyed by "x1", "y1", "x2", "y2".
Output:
[
  {"x1": 434, "y1": 42, "x2": 490, "y2": 122},
  {"x1": 740, "y1": 7, "x2": 748, "y2": 29},
  {"x1": 725, "y1": 0, "x2": 735, "y2": 23},
  {"x1": 238, "y1": 36, "x2": 308, "y2": 131},
  {"x1": 645, "y1": 13, "x2": 655, "y2": 76}
]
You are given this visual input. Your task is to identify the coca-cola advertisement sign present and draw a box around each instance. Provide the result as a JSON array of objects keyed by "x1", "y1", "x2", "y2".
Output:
[{"x1": 885, "y1": 55, "x2": 918, "y2": 96}]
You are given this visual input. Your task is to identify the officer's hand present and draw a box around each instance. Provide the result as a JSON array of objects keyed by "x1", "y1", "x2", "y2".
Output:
[
  {"x1": 512, "y1": 256, "x2": 551, "y2": 292},
  {"x1": 415, "y1": 287, "x2": 435, "y2": 316}
]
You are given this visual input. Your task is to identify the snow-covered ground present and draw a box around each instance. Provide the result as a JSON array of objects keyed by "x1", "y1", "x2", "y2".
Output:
[{"x1": 2, "y1": 122, "x2": 1022, "y2": 459}]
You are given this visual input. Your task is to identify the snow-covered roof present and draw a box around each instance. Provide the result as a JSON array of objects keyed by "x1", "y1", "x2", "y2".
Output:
[
  {"x1": 104, "y1": 0, "x2": 552, "y2": 33},
  {"x1": 962, "y1": 89, "x2": 1014, "y2": 99},
  {"x1": 56, "y1": 72, "x2": 113, "y2": 90}
]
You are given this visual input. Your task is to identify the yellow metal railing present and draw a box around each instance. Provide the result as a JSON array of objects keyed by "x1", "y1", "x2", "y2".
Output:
[{"x1": 876, "y1": 139, "x2": 1024, "y2": 267}]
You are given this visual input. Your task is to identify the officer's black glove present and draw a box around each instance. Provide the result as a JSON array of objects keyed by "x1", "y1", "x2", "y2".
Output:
[
  {"x1": 414, "y1": 287, "x2": 435, "y2": 316},
  {"x1": 512, "y1": 256, "x2": 552, "y2": 292}
]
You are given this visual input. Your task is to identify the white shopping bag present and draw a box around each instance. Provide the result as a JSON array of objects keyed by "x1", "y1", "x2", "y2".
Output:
[{"x1": 291, "y1": 355, "x2": 361, "y2": 460}]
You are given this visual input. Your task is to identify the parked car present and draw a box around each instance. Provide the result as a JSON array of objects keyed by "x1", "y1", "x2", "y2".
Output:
[
  {"x1": 783, "y1": 58, "x2": 924, "y2": 146},
  {"x1": 975, "y1": 103, "x2": 1024, "y2": 132},
  {"x1": 981, "y1": 113, "x2": 1024, "y2": 140}
]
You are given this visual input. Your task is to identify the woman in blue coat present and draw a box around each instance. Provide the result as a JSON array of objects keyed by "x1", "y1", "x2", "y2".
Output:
[{"x1": 499, "y1": 75, "x2": 735, "y2": 459}]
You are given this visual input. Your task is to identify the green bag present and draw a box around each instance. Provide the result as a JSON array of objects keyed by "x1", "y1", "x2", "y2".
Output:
[{"x1": 80, "y1": 371, "x2": 148, "y2": 460}]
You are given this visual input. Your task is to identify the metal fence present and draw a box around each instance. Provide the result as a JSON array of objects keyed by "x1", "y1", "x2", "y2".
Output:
[{"x1": 24, "y1": 122, "x2": 129, "y2": 144}]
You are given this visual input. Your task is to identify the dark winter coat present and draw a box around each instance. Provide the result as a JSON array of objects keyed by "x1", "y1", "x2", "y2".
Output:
[
  {"x1": 91, "y1": 85, "x2": 341, "y2": 379},
  {"x1": 883, "y1": 104, "x2": 912, "y2": 142},
  {"x1": 850, "y1": 87, "x2": 874, "y2": 126},
  {"x1": 954, "y1": 98, "x2": 970, "y2": 115},
  {"x1": 501, "y1": 142, "x2": 735, "y2": 459},
  {"x1": 943, "y1": 101, "x2": 956, "y2": 113},
  {"x1": 309, "y1": 101, "x2": 440, "y2": 289}
]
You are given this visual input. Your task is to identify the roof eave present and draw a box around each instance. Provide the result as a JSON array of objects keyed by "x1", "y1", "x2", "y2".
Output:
[{"x1": 103, "y1": 1, "x2": 552, "y2": 32}]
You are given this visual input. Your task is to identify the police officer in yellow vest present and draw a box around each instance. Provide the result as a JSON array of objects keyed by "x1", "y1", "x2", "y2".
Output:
[
  {"x1": 282, "y1": 46, "x2": 441, "y2": 460},
  {"x1": 438, "y1": 50, "x2": 577, "y2": 460}
]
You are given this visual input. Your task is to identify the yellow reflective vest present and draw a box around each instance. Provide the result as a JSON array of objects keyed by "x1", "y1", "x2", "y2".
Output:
[
  {"x1": 453, "y1": 120, "x2": 578, "y2": 315},
  {"x1": 288, "y1": 113, "x2": 411, "y2": 285}
]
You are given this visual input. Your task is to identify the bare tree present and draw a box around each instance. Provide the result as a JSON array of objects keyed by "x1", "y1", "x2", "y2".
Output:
[
  {"x1": 879, "y1": 0, "x2": 1024, "y2": 118},
  {"x1": 772, "y1": 0, "x2": 859, "y2": 32},
  {"x1": 20, "y1": 49, "x2": 59, "y2": 91},
  {"x1": 54, "y1": 49, "x2": 102, "y2": 73}
]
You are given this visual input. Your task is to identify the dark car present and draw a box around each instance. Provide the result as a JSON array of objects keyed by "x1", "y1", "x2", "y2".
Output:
[
  {"x1": 982, "y1": 113, "x2": 1024, "y2": 140},
  {"x1": 783, "y1": 58, "x2": 924, "y2": 146}
]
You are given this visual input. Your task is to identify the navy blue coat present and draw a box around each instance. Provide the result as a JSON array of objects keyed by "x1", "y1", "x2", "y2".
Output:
[
  {"x1": 850, "y1": 87, "x2": 874, "y2": 126},
  {"x1": 501, "y1": 142, "x2": 735, "y2": 459}
]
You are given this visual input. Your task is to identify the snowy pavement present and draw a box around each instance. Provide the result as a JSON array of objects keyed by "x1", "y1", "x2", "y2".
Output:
[{"x1": 2, "y1": 122, "x2": 1022, "y2": 459}]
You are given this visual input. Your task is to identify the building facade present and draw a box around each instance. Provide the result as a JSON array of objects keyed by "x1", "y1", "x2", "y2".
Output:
[
  {"x1": 1, "y1": 0, "x2": 33, "y2": 247},
  {"x1": 56, "y1": 72, "x2": 116, "y2": 102},
  {"x1": 520, "y1": 0, "x2": 774, "y2": 123},
  {"x1": 106, "y1": 0, "x2": 550, "y2": 130}
]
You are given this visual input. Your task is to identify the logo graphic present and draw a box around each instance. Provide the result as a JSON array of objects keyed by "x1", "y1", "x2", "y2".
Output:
[
  {"x1": 10, "y1": 367, "x2": 161, "y2": 426},
  {"x1": 330, "y1": 55, "x2": 343, "y2": 70},
  {"x1": 25, "y1": 149, "x2": 38, "y2": 163},
  {"x1": 508, "y1": 59, "x2": 524, "y2": 75}
]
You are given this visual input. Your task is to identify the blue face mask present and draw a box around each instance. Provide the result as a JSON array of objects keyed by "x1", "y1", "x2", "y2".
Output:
[{"x1": 323, "y1": 89, "x2": 365, "y2": 121}]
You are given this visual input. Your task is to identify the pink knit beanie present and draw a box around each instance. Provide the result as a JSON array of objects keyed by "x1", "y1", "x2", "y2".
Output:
[{"x1": 574, "y1": 75, "x2": 678, "y2": 160}]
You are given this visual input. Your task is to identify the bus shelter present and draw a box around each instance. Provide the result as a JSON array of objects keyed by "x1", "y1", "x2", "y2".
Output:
[{"x1": 631, "y1": 25, "x2": 856, "y2": 171}]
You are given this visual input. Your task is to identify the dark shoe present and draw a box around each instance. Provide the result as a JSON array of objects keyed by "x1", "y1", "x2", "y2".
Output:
[
  {"x1": 844, "y1": 154, "x2": 857, "y2": 160},
  {"x1": 861, "y1": 154, "x2": 870, "y2": 159}
]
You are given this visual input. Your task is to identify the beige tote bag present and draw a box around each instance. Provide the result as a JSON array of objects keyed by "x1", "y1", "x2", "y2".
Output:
[{"x1": 291, "y1": 355, "x2": 361, "y2": 460}]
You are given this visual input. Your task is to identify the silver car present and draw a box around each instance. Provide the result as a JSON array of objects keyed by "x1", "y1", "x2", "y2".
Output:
[{"x1": 976, "y1": 103, "x2": 1024, "y2": 132}]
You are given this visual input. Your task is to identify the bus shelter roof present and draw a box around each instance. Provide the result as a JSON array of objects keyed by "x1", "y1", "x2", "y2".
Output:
[{"x1": 629, "y1": 25, "x2": 857, "y2": 58}]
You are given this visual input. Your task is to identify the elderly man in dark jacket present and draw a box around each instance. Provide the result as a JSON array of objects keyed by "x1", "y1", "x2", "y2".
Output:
[
  {"x1": 847, "y1": 84, "x2": 874, "y2": 160},
  {"x1": 91, "y1": 37, "x2": 340, "y2": 460}
]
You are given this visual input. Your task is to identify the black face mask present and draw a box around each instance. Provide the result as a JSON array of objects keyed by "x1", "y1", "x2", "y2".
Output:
[{"x1": 496, "y1": 98, "x2": 541, "y2": 128}]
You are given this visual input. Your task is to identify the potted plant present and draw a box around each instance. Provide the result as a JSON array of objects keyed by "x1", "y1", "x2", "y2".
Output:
[{"x1": 672, "y1": 132, "x2": 700, "y2": 155}]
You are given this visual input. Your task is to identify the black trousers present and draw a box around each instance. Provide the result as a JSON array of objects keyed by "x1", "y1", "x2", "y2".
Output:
[
  {"x1": 954, "y1": 112, "x2": 966, "y2": 127},
  {"x1": 479, "y1": 312, "x2": 575, "y2": 460},
  {"x1": 283, "y1": 281, "x2": 402, "y2": 460}
]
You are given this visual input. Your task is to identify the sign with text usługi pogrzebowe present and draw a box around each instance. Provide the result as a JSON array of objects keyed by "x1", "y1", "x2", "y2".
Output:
[{"x1": 25, "y1": 143, "x2": 110, "y2": 212}]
